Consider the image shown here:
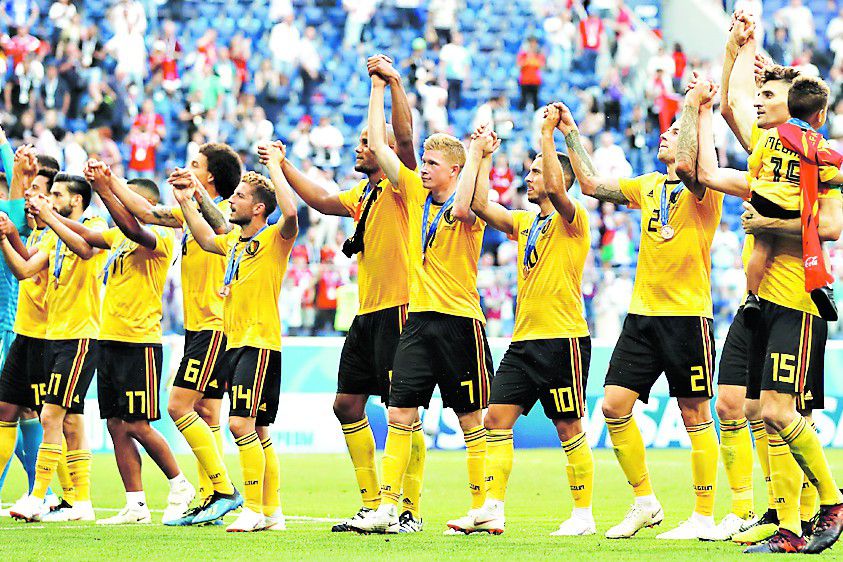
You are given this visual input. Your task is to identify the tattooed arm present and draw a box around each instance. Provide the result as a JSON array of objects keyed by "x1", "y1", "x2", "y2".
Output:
[
  {"x1": 108, "y1": 175, "x2": 184, "y2": 228},
  {"x1": 553, "y1": 103, "x2": 628, "y2": 205},
  {"x1": 193, "y1": 182, "x2": 231, "y2": 234},
  {"x1": 676, "y1": 80, "x2": 718, "y2": 199}
]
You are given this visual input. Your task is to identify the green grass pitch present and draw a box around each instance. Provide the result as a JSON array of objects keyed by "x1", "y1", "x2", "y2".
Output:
[{"x1": 1, "y1": 449, "x2": 842, "y2": 560}]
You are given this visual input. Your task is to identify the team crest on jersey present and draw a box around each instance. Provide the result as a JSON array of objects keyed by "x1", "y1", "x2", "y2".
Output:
[
  {"x1": 443, "y1": 206, "x2": 457, "y2": 225},
  {"x1": 245, "y1": 240, "x2": 261, "y2": 256}
]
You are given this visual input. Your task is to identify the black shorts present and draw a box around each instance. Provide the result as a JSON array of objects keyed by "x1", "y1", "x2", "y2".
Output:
[
  {"x1": 98, "y1": 341, "x2": 163, "y2": 422},
  {"x1": 173, "y1": 330, "x2": 227, "y2": 399},
  {"x1": 0, "y1": 335, "x2": 49, "y2": 410},
  {"x1": 337, "y1": 304, "x2": 408, "y2": 403},
  {"x1": 221, "y1": 347, "x2": 281, "y2": 426},
  {"x1": 43, "y1": 339, "x2": 98, "y2": 414},
  {"x1": 718, "y1": 307, "x2": 752, "y2": 387},
  {"x1": 747, "y1": 299, "x2": 826, "y2": 411},
  {"x1": 605, "y1": 314, "x2": 715, "y2": 403},
  {"x1": 751, "y1": 193, "x2": 801, "y2": 220},
  {"x1": 389, "y1": 312, "x2": 494, "y2": 414},
  {"x1": 490, "y1": 337, "x2": 591, "y2": 420}
]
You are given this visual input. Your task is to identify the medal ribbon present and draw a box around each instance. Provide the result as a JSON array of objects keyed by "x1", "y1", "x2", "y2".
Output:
[
  {"x1": 421, "y1": 192, "x2": 455, "y2": 262},
  {"x1": 660, "y1": 180, "x2": 685, "y2": 231},
  {"x1": 102, "y1": 238, "x2": 131, "y2": 284},
  {"x1": 54, "y1": 217, "x2": 86, "y2": 284},
  {"x1": 223, "y1": 225, "x2": 268, "y2": 287},
  {"x1": 523, "y1": 212, "x2": 555, "y2": 269}
]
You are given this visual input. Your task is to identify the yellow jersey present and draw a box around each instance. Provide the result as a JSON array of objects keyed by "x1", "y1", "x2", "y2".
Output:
[
  {"x1": 212, "y1": 222, "x2": 295, "y2": 351},
  {"x1": 619, "y1": 173, "x2": 723, "y2": 318},
  {"x1": 337, "y1": 178, "x2": 410, "y2": 314},
  {"x1": 748, "y1": 127, "x2": 839, "y2": 211},
  {"x1": 510, "y1": 203, "x2": 590, "y2": 341},
  {"x1": 13, "y1": 227, "x2": 55, "y2": 338},
  {"x1": 757, "y1": 187, "x2": 842, "y2": 316},
  {"x1": 171, "y1": 199, "x2": 231, "y2": 331},
  {"x1": 37, "y1": 217, "x2": 108, "y2": 340},
  {"x1": 99, "y1": 226, "x2": 175, "y2": 344},
  {"x1": 394, "y1": 164, "x2": 485, "y2": 323}
]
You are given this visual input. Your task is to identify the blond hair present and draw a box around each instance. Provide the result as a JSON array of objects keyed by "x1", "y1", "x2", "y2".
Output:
[
  {"x1": 241, "y1": 171, "x2": 277, "y2": 216},
  {"x1": 423, "y1": 133, "x2": 467, "y2": 168}
]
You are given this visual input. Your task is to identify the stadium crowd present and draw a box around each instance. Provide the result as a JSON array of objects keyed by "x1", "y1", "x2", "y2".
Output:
[{"x1": 3, "y1": 0, "x2": 843, "y2": 340}]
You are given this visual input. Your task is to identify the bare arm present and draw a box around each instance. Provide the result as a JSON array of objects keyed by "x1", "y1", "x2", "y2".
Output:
[
  {"x1": 367, "y1": 78, "x2": 402, "y2": 186},
  {"x1": 279, "y1": 155, "x2": 349, "y2": 217},
  {"x1": 383, "y1": 63, "x2": 417, "y2": 170},
  {"x1": 193, "y1": 183, "x2": 231, "y2": 234},
  {"x1": 172, "y1": 187, "x2": 224, "y2": 255},
  {"x1": 95, "y1": 177, "x2": 158, "y2": 250},
  {"x1": 108, "y1": 175, "x2": 183, "y2": 228},
  {"x1": 259, "y1": 143, "x2": 299, "y2": 240},
  {"x1": 541, "y1": 109, "x2": 576, "y2": 221},
  {"x1": 38, "y1": 208, "x2": 104, "y2": 259},
  {"x1": 452, "y1": 137, "x2": 481, "y2": 225},
  {"x1": 0, "y1": 238, "x2": 48, "y2": 280},
  {"x1": 563, "y1": 128, "x2": 627, "y2": 205},
  {"x1": 675, "y1": 81, "x2": 711, "y2": 200},
  {"x1": 696, "y1": 103, "x2": 752, "y2": 198},
  {"x1": 724, "y1": 39, "x2": 758, "y2": 153},
  {"x1": 470, "y1": 143, "x2": 515, "y2": 234},
  {"x1": 745, "y1": 197, "x2": 843, "y2": 242}
]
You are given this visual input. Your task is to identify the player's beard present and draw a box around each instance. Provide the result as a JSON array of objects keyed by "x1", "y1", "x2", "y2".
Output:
[
  {"x1": 229, "y1": 213, "x2": 249, "y2": 226},
  {"x1": 354, "y1": 161, "x2": 378, "y2": 175},
  {"x1": 57, "y1": 204, "x2": 72, "y2": 218}
]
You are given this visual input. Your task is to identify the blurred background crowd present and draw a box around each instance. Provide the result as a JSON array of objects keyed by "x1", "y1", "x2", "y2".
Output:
[{"x1": 3, "y1": 0, "x2": 843, "y2": 339}]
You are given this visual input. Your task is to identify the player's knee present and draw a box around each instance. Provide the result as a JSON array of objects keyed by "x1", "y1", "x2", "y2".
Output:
[
  {"x1": 106, "y1": 417, "x2": 123, "y2": 435},
  {"x1": 333, "y1": 396, "x2": 364, "y2": 424},
  {"x1": 123, "y1": 420, "x2": 151, "y2": 439},
  {"x1": 167, "y1": 400, "x2": 189, "y2": 422},
  {"x1": 715, "y1": 395, "x2": 743, "y2": 422},
  {"x1": 228, "y1": 416, "x2": 253, "y2": 437},
  {"x1": 194, "y1": 400, "x2": 218, "y2": 424},
  {"x1": 744, "y1": 400, "x2": 762, "y2": 421},
  {"x1": 0, "y1": 402, "x2": 20, "y2": 422},
  {"x1": 39, "y1": 409, "x2": 63, "y2": 432},
  {"x1": 601, "y1": 400, "x2": 629, "y2": 420},
  {"x1": 761, "y1": 403, "x2": 790, "y2": 432}
]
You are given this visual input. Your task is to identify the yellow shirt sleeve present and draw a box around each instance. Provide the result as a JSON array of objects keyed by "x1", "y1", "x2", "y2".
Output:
[
  {"x1": 101, "y1": 226, "x2": 120, "y2": 248},
  {"x1": 750, "y1": 121, "x2": 763, "y2": 150},
  {"x1": 170, "y1": 205, "x2": 186, "y2": 225},
  {"x1": 212, "y1": 229, "x2": 235, "y2": 255},
  {"x1": 337, "y1": 180, "x2": 366, "y2": 216},
  {"x1": 618, "y1": 175, "x2": 645, "y2": 209},
  {"x1": 150, "y1": 226, "x2": 174, "y2": 257},
  {"x1": 747, "y1": 131, "x2": 766, "y2": 179},
  {"x1": 396, "y1": 163, "x2": 423, "y2": 200},
  {"x1": 563, "y1": 201, "x2": 589, "y2": 237}
]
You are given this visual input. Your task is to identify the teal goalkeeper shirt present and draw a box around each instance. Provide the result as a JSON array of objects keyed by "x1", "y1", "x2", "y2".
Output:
[{"x1": 0, "y1": 141, "x2": 28, "y2": 331}]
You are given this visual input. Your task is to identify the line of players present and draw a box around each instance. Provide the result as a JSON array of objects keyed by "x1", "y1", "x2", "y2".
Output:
[{"x1": 0, "y1": 11, "x2": 840, "y2": 552}]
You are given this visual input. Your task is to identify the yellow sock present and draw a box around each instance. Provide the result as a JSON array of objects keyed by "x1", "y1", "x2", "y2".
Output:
[
  {"x1": 780, "y1": 416, "x2": 843, "y2": 506},
  {"x1": 341, "y1": 418, "x2": 380, "y2": 509},
  {"x1": 606, "y1": 415, "x2": 653, "y2": 497},
  {"x1": 56, "y1": 438, "x2": 75, "y2": 504},
  {"x1": 234, "y1": 432, "x2": 265, "y2": 513},
  {"x1": 769, "y1": 433, "x2": 803, "y2": 535},
  {"x1": 210, "y1": 424, "x2": 224, "y2": 458},
  {"x1": 0, "y1": 421, "x2": 18, "y2": 479},
  {"x1": 562, "y1": 432, "x2": 594, "y2": 509},
  {"x1": 400, "y1": 421, "x2": 426, "y2": 518},
  {"x1": 380, "y1": 423, "x2": 413, "y2": 506},
  {"x1": 464, "y1": 426, "x2": 487, "y2": 510},
  {"x1": 720, "y1": 418, "x2": 754, "y2": 518},
  {"x1": 32, "y1": 442, "x2": 63, "y2": 500},
  {"x1": 261, "y1": 437, "x2": 280, "y2": 517},
  {"x1": 176, "y1": 413, "x2": 234, "y2": 496},
  {"x1": 65, "y1": 450, "x2": 92, "y2": 502},
  {"x1": 800, "y1": 475, "x2": 818, "y2": 521},
  {"x1": 485, "y1": 429, "x2": 513, "y2": 502},
  {"x1": 687, "y1": 420, "x2": 718, "y2": 517},
  {"x1": 750, "y1": 419, "x2": 775, "y2": 511}
]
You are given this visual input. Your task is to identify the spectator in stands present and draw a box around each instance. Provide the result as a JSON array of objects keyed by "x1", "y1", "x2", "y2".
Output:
[
  {"x1": 48, "y1": 0, "x2": 76, "y2": 49},
  {"x1": 543, "y1": 6, "x2": 576, "y2": 71},
  {"x1": 489, "y1": 153, "x2": 515, "y2": 208},
  {"x1": 440, "y1": 31, "x2": 471, "y2": 111},
  {"x1": 395, "y1": 0, "x2": 421, "y2": 28},
  {"x1": 516, "y1": 36, "x2": 545, "y2": 111},
  {"x1": 270, "y1": 0, "x2": 293, "y2": 21},
  {"x1": 310, "y1": 116, "x2": 344, "y2": 170},
  {"x1": 269, "y1": 14, "x2": 300, "y2": 79},
  {"x1": 6, "y1": 52, "x2": 43, "y2": 113},
  {"x1": 624, "y1": 104, "x2": 649, "y2": 174},
  {"x1": 189, "y1": 62, "x2": 223, "y2": 112},
  {"x1": 766, "y1": 26, "x2": 791, "y2": 65},
  {"x1": 109, "y1": 0, "x2": 146, "y2": 37},
  {"x1": 416, "y1": 69, "x2": 448, "y2": 132},
  {"x1": 298, "y1": 26, "x2": 322, "y2": 114},
  {"x1": 312, "y1": 247, "x2": 342, "y2": 336},
  {"x1": 472, "y1": 93, "x2": 514, "y2": 140},
  {"x1": 428, "y1": 0, "x2": 458, "y2": 45},
  {"x1": 775, "y1": 0, "x2": 815, "y2": 53},
  {"x1": 671, "y1": 43, "x2": 686, "y2": 90},
  {"x1": 712, "y1": 220, "x2": 740, "y2": 270},
  {"x1": 342, "y1": 0, "x2": 377, "y2": 48},
  {"x1": 126, "y1": 119, "x2": 161, "y2": 179},
  {"x1": 38, "y1": 61, "x2": 70, "y2": 117},
  {"x1": 1, "y1": 24, "x2": 41, "y2": 68},
  {"x1": 1, "y1": 0, "x2": 39, "y2": 29},
  {"x1": 105, "y1": 21, "x2": 146, "y2": 90},
  {"x1": 578, "y1": 8, "x2": 604, "y2": 74},
  {"x1": 593, "y1": 131, "x2": 632, "y2": 178}
]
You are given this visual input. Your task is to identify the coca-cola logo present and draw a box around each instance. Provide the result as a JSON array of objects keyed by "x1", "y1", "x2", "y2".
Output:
[{"x1": 805, "y1": 256, "x2": 819, "y2": 268}]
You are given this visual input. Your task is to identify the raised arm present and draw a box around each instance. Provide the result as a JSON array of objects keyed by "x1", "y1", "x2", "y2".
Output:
[
  {"x1": 696, "y1": 101, "x2": 752, "y2": 198},
  {"x1": 108, "y1": 173, "x2": 184, "y2": 228},
  {"x1": 86, "y1": 162, "x2": 158, "y2": 250},
  {"x1": 276, "y1": 144, "x2": 348, "y2": 217},
  {"x1": 0, "y1": 125, "x2": 13, "y2": 185},
  {"x1": 368, "y1": 55, "x2": 417, "y2": 169},
  {"x1": 721, "y1": 15, "x2": 758, "y2": 153},
  {"x1": 469, "y1": 128, "x2": 513, "y2": 234},
  {"x1": 258, "y1": 142, "x2": 299, "y2": 240},
  {"x1": 0, "y1": 215, "x2": 48, "y2": 279},
  {"x1": 28, "y1": 194, "x2": 105, "y2": 258},
  {"x1": 554, "y1": 103, "x2": 628, "y2": 205},
  {"x1": 170, "y1": 183, "x2": 224, "y2": 255},
  {"x1": 192, "y1": 182, "x2": 232, "y2": 234},
  {"x1": 367, "y1": 74, "x2": 402, "y2": 186},
  {"x1": 10, "y1": 145, "x2": 37, "y2": 201},
  {"x1": 542, "y1": 105, "x2": 576, "y2": 221},
  {"x1": 676, "y1": 79, "x2": 718, "y2": 199}
]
